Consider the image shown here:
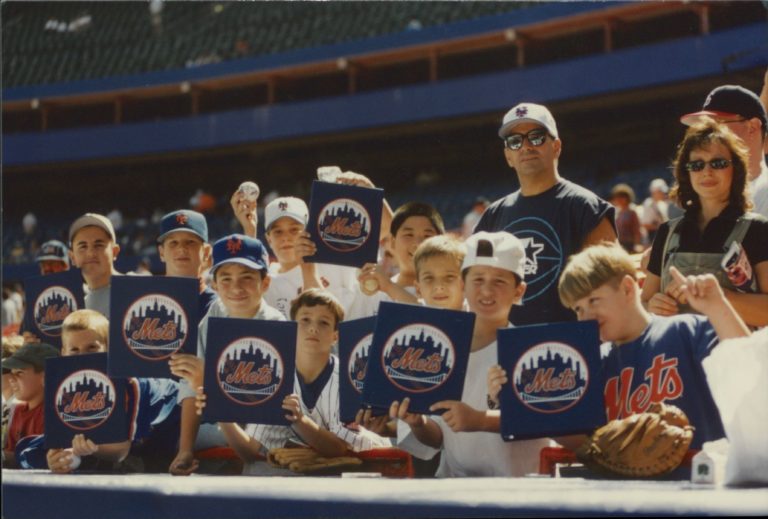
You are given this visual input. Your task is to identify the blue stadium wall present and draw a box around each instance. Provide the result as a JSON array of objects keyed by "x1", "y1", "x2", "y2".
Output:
[{"x1": 4, "y1": 8, "x2": 766, "y2": 167}]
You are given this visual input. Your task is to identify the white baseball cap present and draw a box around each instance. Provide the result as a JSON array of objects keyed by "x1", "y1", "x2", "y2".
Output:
[
  {"x1": 264, "y1": 197, "x2": 308, "y2": 231},
  {"x1": 69, "y1": 213, "x2": 116, "y2": 244},
  {"x1": 498, "y1": 102, "x2": 559, "y2": 140},
  {"x1": 462, "y1": 231, "x2": 525, "y2": 281},
  {"x1": 649, "y1": 178, "x2": 669, "y2": 194}
]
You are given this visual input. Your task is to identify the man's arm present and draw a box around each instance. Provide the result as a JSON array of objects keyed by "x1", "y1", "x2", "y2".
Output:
[{"x1": 582, "y1": 216, "x2": 618, "y2": 249}]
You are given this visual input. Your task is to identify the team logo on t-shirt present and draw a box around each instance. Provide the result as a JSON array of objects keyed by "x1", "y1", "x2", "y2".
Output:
[
  {"x1": 34, "y1": 286, "x2": 78, "y2": 337},
  {"x1": 381, "y1": 324, "x2": 454, "y2": 393},
  {"x1": 504, "y1": 217, "x2": 563, "y2": 303},
  {"x1": 513, "y1": 342, "x2": 589, "y2": 414},
  {"x1": 216, "y1": 338, "x2": 285, "y2": 406},
  {"x1": 317, "y1": 199, "x2": 371, "y2": 252},
  {"x1": 55, "y1": 369, "x2": 116, "y2": 431},
  {"x1": 347, "y1": 333, "x2": 372, "y2": 394},
  {"x1": 122, "y1": 294, "x2": 188, "y2": 360}
]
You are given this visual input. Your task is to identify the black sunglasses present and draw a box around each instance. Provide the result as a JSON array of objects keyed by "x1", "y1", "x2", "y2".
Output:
[
  {"x1": 504, "y1": 129, "x2": 549, "y2": 150},
  {"x1": 685, "y1": 158, "x2": 732, "y2": 172}
]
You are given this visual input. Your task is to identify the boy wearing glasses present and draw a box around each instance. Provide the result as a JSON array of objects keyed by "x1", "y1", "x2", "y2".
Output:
[{"x1": 474, "y1": 102, "x2": 616, "y2": 326}]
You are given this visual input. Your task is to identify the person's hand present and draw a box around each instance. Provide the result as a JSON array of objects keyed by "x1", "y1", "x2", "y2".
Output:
[
  {"x1": 358, "y1": 262, "x2": 389, "y2": 294},
  {"x1": 169, "y1": 450, "x2": 199, "y2": 476},
  {"x1": 71, "y1": 434, "x2": 98, "y2": 457},
  {"x1": 647, "y1": 292, "x2": 679, "y2": 316},
  {"x1": 194, "y1": 386, "x2": 207, "y2": 416},
  {"x1": 487, "y1": 365, "x2": 507, "y2": 408},
  {"x1": 282, "y1": 394, "x2": 305, "y2": 424},
  {"x1": 429, "y1": 401, "x2": 485, "y2": 433},
  {"x1": 294, "y1": 231, "x2": 317, "y2": 263},
  {"x1": 663, "y1": 275, "x2": 689, "y2": 306},
  {"x1": 389, "y1": 397, "x2": 426, "y2": 430},
  {"x1": 169, "y1": 354, "x2": 204, "y2": 388},
  {"x1": 47, "y1": 448, "x2": 77, "y2": 474},
  {"x1": 669, "y1": 266, "x2": 725, "y2": 315},
  {"x1": 230, "y1": 190, "x2": 258, "y2": 237},
  {"x1": 336, "y1": 171, "x2": 375, "y2": 189},
  {"x1": 355, "y1": 408, "x2": 394, "y2": 436}
]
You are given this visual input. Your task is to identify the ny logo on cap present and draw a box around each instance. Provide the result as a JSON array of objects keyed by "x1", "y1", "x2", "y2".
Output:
[
  {"x1": 226, "y1": 237, "x2": 243, "y2": 255},
  {"x1": 278, "y1": 201, "x2": 288, "y2": 212},
  {"x1": 176, "y1": 213, "x2": 189, "y2": 225},
  {"x1": 515, "y1": 106, "x2": 528, "y2": 118}
]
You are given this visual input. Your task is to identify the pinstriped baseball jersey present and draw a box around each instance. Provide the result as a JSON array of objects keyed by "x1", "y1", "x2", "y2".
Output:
[{"x1": 244, "y1": 354, "x2": 390, "y2": 465}]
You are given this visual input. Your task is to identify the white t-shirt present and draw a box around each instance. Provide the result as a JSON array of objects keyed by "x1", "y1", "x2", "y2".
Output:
[
  {"x1": 397, "y1": 339, "x2": 550, "y2": 477},
  {"x1": 750, "y1": 162, "x2": 768, "y2": 219},
  {"x1": 243, "y1": 355, "x2": 390, "y2": 474},
  {"x1": 264, "y1": 262, "x2": 358, "y2": 319}
]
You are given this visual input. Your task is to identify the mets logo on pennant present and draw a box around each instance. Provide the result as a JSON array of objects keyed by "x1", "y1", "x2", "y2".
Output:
[
  {"x1": 347, "y1": 334, "x2": 372, "y2": 394},
  {"x1": 512, "y1": 342, "x2": 589, "y2": 414},
  {"x1": 34, "y1": 286, "x2": 77, "y2": 337},
  {"x1": 55, "y1": 370, "x2": 116, "y2": 431},
  {"x1": 382, "y1": 324, "x2": 454, "y2": 393},
  {"x1": 216, "y1": 338, "x2": 285, "y2": 406},
  {"x1": 317, "y1": 198, "x2": 371, "y2": 252},
  {"x1": 122, "y1": 294, "x2": 188, "y2": 361}
]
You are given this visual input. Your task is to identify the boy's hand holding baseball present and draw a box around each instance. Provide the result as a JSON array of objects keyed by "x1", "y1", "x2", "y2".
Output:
[{"x1": 230, "y1": 190, "x2": 258, "y2": 238}]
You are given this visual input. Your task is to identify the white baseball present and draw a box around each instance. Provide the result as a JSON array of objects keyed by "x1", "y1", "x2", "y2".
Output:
[{"x1": 238, "y1": 181, "x2": 260, "y2": 203}]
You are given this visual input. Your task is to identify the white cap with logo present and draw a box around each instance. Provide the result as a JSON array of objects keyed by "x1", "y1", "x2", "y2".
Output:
[
  {"x1": 264, "y1": 197, "x2": 309, "y2": 231},
  {"x1": 498, "y1": 102, "x2": 559, "y2": 140},
  {"x1": 68, "y1": 213, "x2": 117, "y2": 244},
  {"x1": 462, "y1": 231, "x2": 525, "y2": 281}
]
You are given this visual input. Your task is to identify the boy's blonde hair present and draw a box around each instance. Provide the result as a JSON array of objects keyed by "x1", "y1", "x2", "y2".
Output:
[
  {"x1": 2, "y1": 334, "x2": 24, "y2": 359},
  {"x1": 62, "y1": 309, "x2": 109, "y2": 348},
  {"x1": 558, "y1": 243, "x2": 637, "y2": 309},
  {"x1": 414, "y1": 235, "x2": 466, "y2": 278},
  {"x1": 290, "y1": 288, "x2": 345, "y2": 329}
]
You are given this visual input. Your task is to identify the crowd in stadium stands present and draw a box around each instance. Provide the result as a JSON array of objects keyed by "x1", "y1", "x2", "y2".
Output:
[{"x1": 3, "y1": 81, "x2": 767, "y2": 479}]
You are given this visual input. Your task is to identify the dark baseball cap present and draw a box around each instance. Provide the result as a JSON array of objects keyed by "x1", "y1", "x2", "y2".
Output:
[
  {"x1": 36, "y1": 240, "x2": 70, "y2": 266},
  {"x1": 680, "y1": 85, "x2": 767, "y2": 131},
  {"x1": 157, "y1": 210, "x2": 209, "y2": 243},
  {"x1": 211, "y1": 234, "x2": 269, "y2": 276},
  {"x1": 2, "y1": 343, "x2": 59, "y2": 371}
]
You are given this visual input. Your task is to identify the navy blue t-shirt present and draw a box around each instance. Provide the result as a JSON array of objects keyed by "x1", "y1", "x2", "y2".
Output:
[
  {"x1": 601, "y1": 315, "x2": 724, "y2": 449},
  {"x1": 474, "y1": 179, "x2": 615, "y2": 326}
]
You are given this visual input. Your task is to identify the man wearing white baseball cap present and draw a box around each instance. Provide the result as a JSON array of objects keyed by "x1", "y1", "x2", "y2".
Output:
[
  {"x1": 68, "y1": 213, "x2": 122, "y2": 316},
  {"x1": 393, "y1": 231, "x2": 549, "y2": 477},
  {"x1": 474, "y1": 102, "x2": 617, "y2": 327}
]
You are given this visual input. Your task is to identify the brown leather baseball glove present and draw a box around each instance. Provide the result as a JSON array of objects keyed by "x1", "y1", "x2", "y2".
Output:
[
  {"x1": 576, "y1": 402, "x2": 694, "y2": 478},
  {"x1": 267, "y1": 447, "x2": 362, "y2": 474}
]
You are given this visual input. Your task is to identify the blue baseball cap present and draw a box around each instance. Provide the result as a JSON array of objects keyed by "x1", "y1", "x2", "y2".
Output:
[
  {"x1": 36, "y1": 240, "x2": 70, "y2": 266},
  {"x1": 211, "y1": 234, "x2": 269, "y2": 276},
  {"x1": 157, "y1": 210, "x2": 208, "y2": 243}
]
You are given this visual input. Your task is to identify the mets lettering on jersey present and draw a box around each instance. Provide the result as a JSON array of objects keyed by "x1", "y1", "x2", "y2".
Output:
[
  {"x1": 45, "y1": 353, "x2": 128, "y2": 449},
  {"x1": 604, "y1": 353, "x2": 683, "y2": 421}
]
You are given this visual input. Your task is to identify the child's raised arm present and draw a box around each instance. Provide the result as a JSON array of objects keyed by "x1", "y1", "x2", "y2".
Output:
[{"x1": 670, "y1": 267, "x2": 749, "y2": 340}]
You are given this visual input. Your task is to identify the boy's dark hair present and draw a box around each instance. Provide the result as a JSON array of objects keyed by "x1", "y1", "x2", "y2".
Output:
[
  {"x1": 289, "y1": 288, "x2": 345, "y2": 329},
  {"x1": 390, "y1": 202, "x2": 445, "y2": 237}
]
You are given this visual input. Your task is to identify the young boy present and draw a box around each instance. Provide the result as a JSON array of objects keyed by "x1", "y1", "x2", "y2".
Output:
[
  {"x1": 196, "y1": 288, "x2": 389, "y2": 474},
  {"x1": 45, "y1": 309, "x2": 180, "y2": 473},
  {"x1": 413, "y1": 234, "x2": 466, "y2": 311},
  {"x1": 554, "y1": 243, "x2": 748, "y2": 450},
  {"x1": 392, "y1": 231, "x2": 549, "y2": 477},
  {"x1": 346, "y1": 201, "x2": 444, "y2": 320},
  {"x1": 168, "y1": 234, "x2": 285, "y2": 475},
  {"x1": 1, "y1": 342, "x2": 59, "y2": 467},
  {"x1": 260, "y1": 196, "x2": 358, "y2": 319},
  {"x1": 68, "y1": 213, "x2": 122, "y2": 317}
]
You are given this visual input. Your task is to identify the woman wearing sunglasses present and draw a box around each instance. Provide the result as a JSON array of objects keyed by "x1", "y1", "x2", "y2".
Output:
[{"x1": 641, "y1": 118, "x2": 768, "y2": 327}]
